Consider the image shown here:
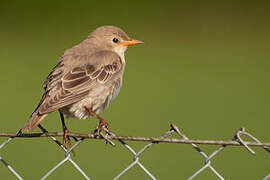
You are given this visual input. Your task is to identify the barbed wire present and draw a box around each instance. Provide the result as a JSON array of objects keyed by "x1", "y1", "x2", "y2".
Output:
[
  {"x1": 1, "y1": 131, "x2": 270, "y2": 147},
  {"x1": 0, "y1": 124, "x2": 270, "y2": 180}
]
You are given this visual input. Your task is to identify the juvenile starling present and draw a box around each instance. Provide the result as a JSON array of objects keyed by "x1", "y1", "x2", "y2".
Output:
[{"x1": 22, "y1": 26, "x2": 143, "y2": 147}]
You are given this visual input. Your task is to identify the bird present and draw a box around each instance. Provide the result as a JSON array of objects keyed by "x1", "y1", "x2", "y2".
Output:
[{"x1": 22, "y1": 25, "x2": 143, "y2": 147}]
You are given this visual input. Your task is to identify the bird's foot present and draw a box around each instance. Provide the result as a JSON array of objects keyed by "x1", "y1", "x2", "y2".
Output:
[
  {"x1": 94, "y1": 119, "x2": 115, "y2": 146},
  {"x1": 97, "y1": 119, "x2": 110, "y2": 136},
  {"x1": 62, "y1": 127, "x2": 77, "y2": 155},
  {"x1": 62, "y1": 126, "x2": 72, "y2": 150},
  {"x1": 84, "y1": 106, "x2": 114, "y2": 146}
]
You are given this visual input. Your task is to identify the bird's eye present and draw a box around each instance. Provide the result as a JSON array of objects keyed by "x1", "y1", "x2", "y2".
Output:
[{"x1": 112, "y1": 38, "x2": 119, "y2": 43}]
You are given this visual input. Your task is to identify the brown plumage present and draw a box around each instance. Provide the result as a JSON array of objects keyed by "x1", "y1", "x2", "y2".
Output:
[{"x1": 22, "y1": 26, "x2": 143, "y2": 137}]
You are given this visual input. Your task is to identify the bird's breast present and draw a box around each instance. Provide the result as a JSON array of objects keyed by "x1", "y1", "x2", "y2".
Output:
[{"x1": 60, "y1": 77, "x2": 123, "y2": 120}]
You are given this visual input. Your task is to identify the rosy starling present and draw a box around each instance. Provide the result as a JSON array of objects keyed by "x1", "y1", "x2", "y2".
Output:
[{"x1": 22, "y1": 26, "x2": 143, "y2": 146}]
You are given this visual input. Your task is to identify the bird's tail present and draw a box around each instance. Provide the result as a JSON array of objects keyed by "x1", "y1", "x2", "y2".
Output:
[{"x1": 22, "y1": 111, "x2": 48, "y2": 132}]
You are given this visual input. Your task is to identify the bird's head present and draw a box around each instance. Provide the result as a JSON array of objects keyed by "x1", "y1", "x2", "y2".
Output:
[{"x1": 88, "y1": 26, "x2": 143, "y2": 57}]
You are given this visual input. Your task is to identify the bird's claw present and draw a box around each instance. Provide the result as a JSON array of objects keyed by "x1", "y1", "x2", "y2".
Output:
[
  {"x1": 97, "y1": 119, "x2": 110, "y2": 136},
  {"x1": 63, "y1": 127, "x2": 72, "y2": 149},
  {"x1": 94, "y1": 120, "x2": 115, "y2": 146}
]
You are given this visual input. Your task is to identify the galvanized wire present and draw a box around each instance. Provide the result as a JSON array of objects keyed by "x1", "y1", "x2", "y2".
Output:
[{"x1": 0, "y1": 124, "x2": 269, "y2": 180}]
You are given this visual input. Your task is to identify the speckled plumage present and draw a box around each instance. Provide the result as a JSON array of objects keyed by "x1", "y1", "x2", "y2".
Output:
[{"x1": 22, "y1": 26, "x2": 142, "y2": 131}]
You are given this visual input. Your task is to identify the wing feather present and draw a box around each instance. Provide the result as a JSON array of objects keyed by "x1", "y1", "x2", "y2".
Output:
[{"x1": 36, "y1": 51, "x2": 122, "y2": 115}]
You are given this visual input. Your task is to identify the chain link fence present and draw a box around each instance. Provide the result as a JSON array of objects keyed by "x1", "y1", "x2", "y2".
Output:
[{"x1": 0, "y1": 124, "x2": 270, "y2": 180}]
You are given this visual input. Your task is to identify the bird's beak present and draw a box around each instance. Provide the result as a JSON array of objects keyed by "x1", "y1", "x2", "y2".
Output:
[{"x1": 122, "y1": 39, "x2": 144, "y2": 46}]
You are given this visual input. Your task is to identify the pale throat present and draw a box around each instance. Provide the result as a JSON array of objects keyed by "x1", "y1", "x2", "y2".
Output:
[{"x1": 113, "y1": 45, "x2": 127, "y2": 63}]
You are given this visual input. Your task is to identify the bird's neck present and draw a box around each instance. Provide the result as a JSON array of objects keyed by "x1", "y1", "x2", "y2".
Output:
[{"x1": 113, "y1": 46, "x2": 127, "y2": 64}]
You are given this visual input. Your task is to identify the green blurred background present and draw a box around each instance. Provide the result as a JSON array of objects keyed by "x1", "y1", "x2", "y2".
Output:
[{"x1": 0, "y1": 1, "x2": 270, "y2": 179}]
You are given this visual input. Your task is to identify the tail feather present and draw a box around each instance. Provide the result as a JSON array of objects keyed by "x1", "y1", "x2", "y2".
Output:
[{"x1": 22, "y1": 111, "x2": 47, "y2": 132}]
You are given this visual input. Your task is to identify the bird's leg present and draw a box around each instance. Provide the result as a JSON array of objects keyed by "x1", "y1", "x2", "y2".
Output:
[
  {"x1": 84, "y1": 106, "x2": 110, "y2": 135},
  {"x1": 59, "y1": 112, "x2": 72, "y2": 149}
]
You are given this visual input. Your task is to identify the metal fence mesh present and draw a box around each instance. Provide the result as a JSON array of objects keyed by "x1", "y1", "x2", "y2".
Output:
[{"x1": 0, "y1": 124, "x2": 270, "y2": 180}]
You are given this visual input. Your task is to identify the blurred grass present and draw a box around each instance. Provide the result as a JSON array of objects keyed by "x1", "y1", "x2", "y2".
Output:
[{"x1": 0, "y1": 0, "x2": 270, "y2": 179}]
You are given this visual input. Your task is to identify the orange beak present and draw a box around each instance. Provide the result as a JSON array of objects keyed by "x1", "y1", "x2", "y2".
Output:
[{"x1": 122, "y1": 39, "x2": 144, "y2": 46}]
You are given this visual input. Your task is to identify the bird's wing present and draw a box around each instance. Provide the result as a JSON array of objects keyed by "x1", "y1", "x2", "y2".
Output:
[{"x1": 36, "y1": 51, "x2": 122, "y2": 115}]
